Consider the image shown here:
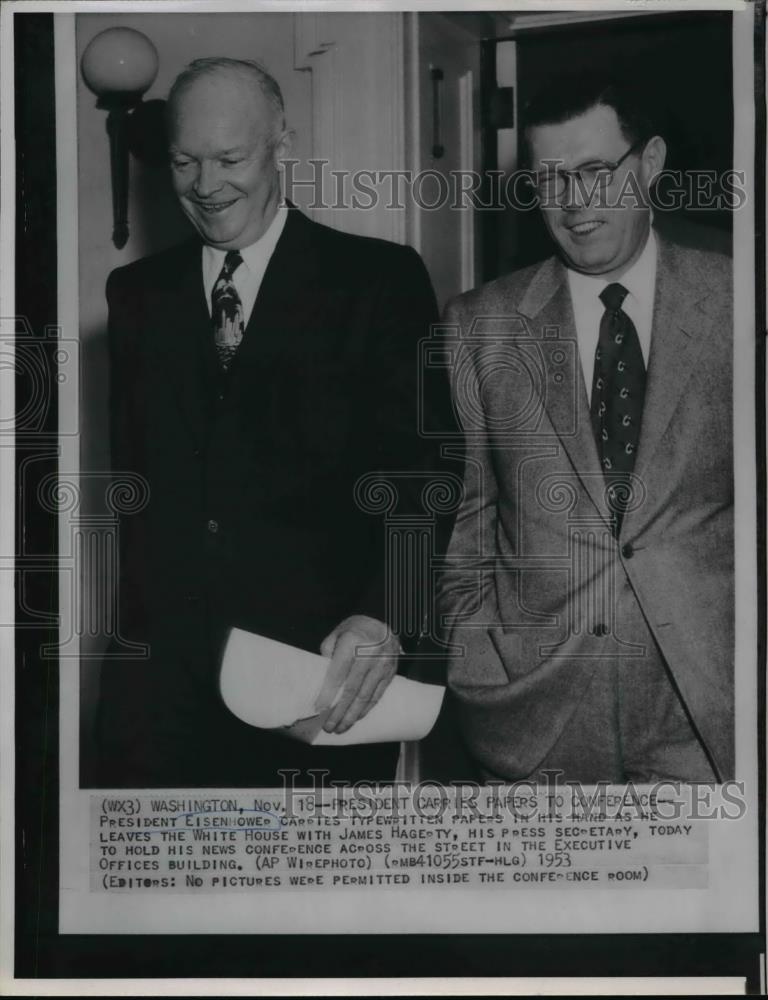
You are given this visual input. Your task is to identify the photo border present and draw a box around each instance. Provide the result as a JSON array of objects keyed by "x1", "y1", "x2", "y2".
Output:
[{"x1": 2, "y1": 0, "x2": 765, "y2": 991}]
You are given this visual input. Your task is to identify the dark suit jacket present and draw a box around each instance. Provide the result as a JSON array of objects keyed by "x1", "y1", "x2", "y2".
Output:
[
  {"x1": 96, "y1": 207, "x2": 452, "y2": 787},
  {"x1": 438, "y1": 234, "x2": 734, "y2": 781}
]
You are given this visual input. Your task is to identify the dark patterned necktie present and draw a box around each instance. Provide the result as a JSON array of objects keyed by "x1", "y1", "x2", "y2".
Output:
[
  {"x1": 211, "y1": 250, "x2": 245, "y2": 371},
  {"x1": 590, "y1": 282, "x2": 646, "y2": 531}
]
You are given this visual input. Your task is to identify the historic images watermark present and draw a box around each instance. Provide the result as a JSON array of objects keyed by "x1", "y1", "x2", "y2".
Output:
[
  {"x1": 276, "y1": 770, "x2": 749, "y2": 824},
  {"x1": 282, "y1": 159, "x2": 747, "y2": 214}
]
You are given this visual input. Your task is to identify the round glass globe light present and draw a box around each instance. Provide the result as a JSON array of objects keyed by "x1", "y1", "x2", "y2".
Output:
[{"x1": 81, "y1": 27, "x2": 159, "y2": 96}]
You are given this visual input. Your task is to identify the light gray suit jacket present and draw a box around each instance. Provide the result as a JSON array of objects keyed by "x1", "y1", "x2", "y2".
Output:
[{"x1": 438, "y1": 234, "x2": 734, "y2": 780}]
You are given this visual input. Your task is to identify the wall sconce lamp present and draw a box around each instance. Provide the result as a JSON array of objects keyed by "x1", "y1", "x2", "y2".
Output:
[{"x1": 81, "y1": 27, "x2": 159, "y2": 249}]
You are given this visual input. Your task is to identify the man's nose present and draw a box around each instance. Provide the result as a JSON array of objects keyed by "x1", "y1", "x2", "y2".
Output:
[
  {"x1": 193, "y1": 161, "x2": 223, "y2": 198},
  {"x1": 560, "y1": 173, "x2": 592, "y2": 211}
]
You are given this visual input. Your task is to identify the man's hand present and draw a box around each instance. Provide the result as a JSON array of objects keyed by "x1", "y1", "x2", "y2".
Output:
[{"x1": 315, "y1": 615, "x2": 400, "y2": 734}]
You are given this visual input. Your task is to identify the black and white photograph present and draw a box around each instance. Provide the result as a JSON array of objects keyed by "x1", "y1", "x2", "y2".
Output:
[{"x1": 2, "y1": 0, "x2": 764, "y2": 992}]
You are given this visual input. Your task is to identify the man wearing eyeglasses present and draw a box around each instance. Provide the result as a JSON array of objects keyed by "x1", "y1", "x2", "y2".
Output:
[{"x1": 438, "y1": 73, "x2": 734, "y2": 784}]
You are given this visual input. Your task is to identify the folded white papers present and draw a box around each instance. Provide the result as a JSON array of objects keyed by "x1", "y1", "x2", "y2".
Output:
[{"x1": 219, "y1": 627, "x2": 444, "y2": 745}]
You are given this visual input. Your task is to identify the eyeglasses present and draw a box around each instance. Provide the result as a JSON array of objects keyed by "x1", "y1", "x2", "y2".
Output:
[{"x1": 530, "y1": 139, "x2": 645, "y2": 201}]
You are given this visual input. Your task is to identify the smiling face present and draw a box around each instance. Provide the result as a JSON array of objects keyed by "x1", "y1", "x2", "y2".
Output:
[
  {"x1": 527, "y1": 103, "x2": 665, "y2": 279},
  {"x1": 168, "y1": 70, "x2": 290, "y2": 250}
]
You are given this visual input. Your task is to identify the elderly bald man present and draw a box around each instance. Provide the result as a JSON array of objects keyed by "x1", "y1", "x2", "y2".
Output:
[{"x1": 96, "y1": 57, "x2": 451, "y2": 788}]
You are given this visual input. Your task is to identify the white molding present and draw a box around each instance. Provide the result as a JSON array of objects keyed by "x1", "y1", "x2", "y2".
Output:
[
  {"x1": 292, "y1": 12, "x2": 407, "y2": 242},
  {"x1": 497, "y1": 10, "x2": 669, "y2": 33},
  {"x1": 382, "y1": 12, "x2": 406, "y2": 244},
  {"x1": 404, "y1": 11, "x2": 422, "y2": 253},
  {"x1": 458, "y1": 68, "x2": 475, "y2": 292}
]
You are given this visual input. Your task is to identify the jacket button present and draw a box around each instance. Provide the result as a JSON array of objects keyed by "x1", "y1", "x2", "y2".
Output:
[
  {"x1": 621, "y1": 543, "x2": 634, "y2": 559},
  {"x1": 207, "y1": 519, "x2": 219, "y2": 534},
  {"x1": 593, "y1": 623, "x2": 609, "y2": 637},
  {"x1": 192, "y1": 447, "x2": 201, "y2": 458},
  {"x1": 185, "y1": 594, "x2": 200, "y2": 604}
]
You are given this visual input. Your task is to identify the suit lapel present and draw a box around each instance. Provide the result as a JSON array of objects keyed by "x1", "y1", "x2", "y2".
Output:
[
  {"x1": 151, "y1": 240, "x2": 217, "y2": 447},
  {"x1": 518, "y1": 237, "x2": 717, "y2": 535},
  {"x1": 630, "y1": 236, "x2": 715, "y2": 486},
  {"x1": 519, "y1": 258, "x2": 610, "y2": 524},
  {"x1": 227, "y1": 206, "x2": 319, "y2": 373},
  {"x1": 152, "y1": 210, "x2": 319, "y2": 445}
]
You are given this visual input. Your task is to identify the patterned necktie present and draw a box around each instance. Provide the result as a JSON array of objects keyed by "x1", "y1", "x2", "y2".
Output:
[
  {"x1": 590, "y1": 282, "x2": 646, "y2": 531},
  {"x1": 211, "y1": 250, "x2": 245, "y2": 371}
]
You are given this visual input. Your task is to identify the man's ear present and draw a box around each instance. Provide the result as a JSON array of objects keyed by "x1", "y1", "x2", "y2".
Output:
[
  {"x1": 642, "y1": 135, "x2": 667, "y2": 188},
  {"x1": 274, "y1": 127, "x2": 295, "y2": 167}
]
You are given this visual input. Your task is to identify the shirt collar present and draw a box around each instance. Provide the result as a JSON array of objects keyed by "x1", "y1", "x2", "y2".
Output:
[
  {"x1": 203, "y1": 202, "x2": 288, "y2": 275},
  {"x1": 566, "y1": 227, "x2": 657, "y2": 311}
]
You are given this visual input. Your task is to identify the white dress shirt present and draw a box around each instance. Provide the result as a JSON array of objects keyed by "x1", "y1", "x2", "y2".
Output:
[
  {"x1": 566, "y1": 229, "x2": 658, "y2": 395},
  {"x1": 202, "y1": 203, "x2": 288, "y2": 325}
]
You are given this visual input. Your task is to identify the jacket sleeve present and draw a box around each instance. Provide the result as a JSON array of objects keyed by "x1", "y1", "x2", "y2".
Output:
[
  {"x1": 349, "y1": 245, "x2": 459, "y2": 656},
  {"x1": 97, "y1": 267, "x2": 195, "y2": 785},
  {"x1": 104, "y1": 267, "x2": 147, "y2": 639},
  {"x1": 436, "y1": 297, "x2": 502, "y2": 636}
]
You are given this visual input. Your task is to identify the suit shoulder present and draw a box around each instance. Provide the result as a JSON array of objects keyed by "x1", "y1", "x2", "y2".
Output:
[
  {"x1": 302, "y1": 215, "x2": 423, "y2": 269},
  {"x1": 675, "y1": 242, "x2": 732, "y2": 274},
  {"x1": 107, "y1": 240, "x2": 198, "y2": 295},
  {"x1": 444, "y1": 257, "x2": 553, "y2": 320},
  {"x1": 661, "y1": 238, "x2": 732, "y2": 297}
]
